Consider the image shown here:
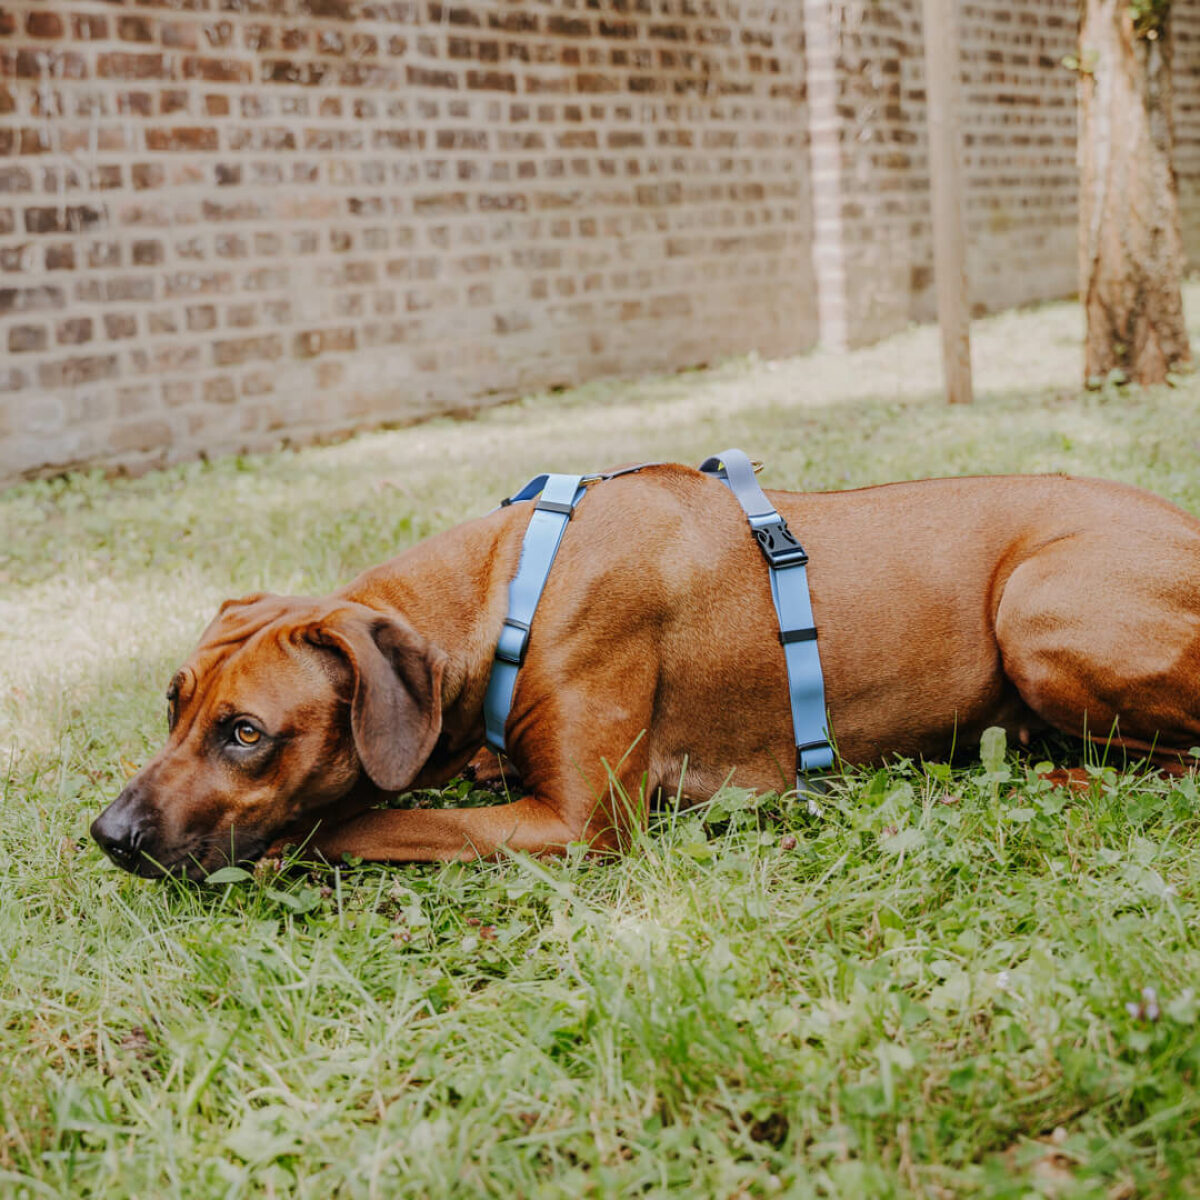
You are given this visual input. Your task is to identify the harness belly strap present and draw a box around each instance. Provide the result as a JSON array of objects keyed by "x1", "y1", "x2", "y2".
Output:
[
  {"x1": 483, "y1": 472, "x2": 586, "y2": 754},
  {"x1": 698, "y1": 449, "x2": 834, "y2": 785}
]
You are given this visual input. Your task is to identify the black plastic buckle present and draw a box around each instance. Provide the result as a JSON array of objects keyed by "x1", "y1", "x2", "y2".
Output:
[
  {"x1": 495, "y1": 617, "x2": 531, "y2": 666},
  {"x1": 752, "y1": 516, "x2": 808, "y2": 569},
  {"x1": 534, "y1": 498, "x2": 574, "y2": 517}
]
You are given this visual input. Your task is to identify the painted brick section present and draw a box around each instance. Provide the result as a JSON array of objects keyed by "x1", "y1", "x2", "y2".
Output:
[
  {"x1": 805, "y1": 0, "x2": 1200, "y2": 349},
  {"x1": 805, "y1": 0, "x2": 1078, "y2": 348},
  {"x1": 0, "y1": 0, "x2": 816, "y2": 482}
]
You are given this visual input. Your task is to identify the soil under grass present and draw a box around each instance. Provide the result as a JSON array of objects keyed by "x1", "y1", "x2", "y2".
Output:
[{"x1": 3, "y1": 290, "x2": 1200, "y2": 1197}]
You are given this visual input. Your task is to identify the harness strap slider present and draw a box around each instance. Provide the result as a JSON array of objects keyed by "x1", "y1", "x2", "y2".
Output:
[
  {"x1": 796, "y1": 740, "x2": 833, "y2": 773},
  {"x1": 534, "y1": 498, "x2": 575, "y2": 517},
  {"x1": 495, "y1": 617, "x2": 532, "y2": 667},
  {"x1": 779, "y1": 627, "x2": 818, "y2": 645}
]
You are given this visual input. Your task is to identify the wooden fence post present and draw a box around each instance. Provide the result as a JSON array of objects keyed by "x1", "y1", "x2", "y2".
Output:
[{"x1": 922, "y1": 0, "x2": 974, "y2": 404}]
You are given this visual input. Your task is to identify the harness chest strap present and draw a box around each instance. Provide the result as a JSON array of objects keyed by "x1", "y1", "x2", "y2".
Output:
[
  {"x1": 698, "y1": 449, "x2": 834, "y2": 779},
  {"x1": 482, "y1": 471, "x2": 586, "y2": 754},
  {"x1": 482, "y1": 461, "x2": 665, "y2": 752},
  {"x1": 482, "y1": 452, "x2": 834, "y2": 790}
]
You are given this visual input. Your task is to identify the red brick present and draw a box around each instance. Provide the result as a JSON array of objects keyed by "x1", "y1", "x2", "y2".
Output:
[
  {"x1": 212, "y1": 335, "x2": 282, "y2": 366},
  {"x1": 429, "y1": 4, "x2": 480, "y2": 26},
  {"x1": 87, "y1": 241, "x2": 121, "y2": 269},
  {"x1": 185, "y1": 305, "x2": 216, "y2": 331},
  {"x1": 0, "y1": 366, "x2": 29, "y2": 393},
  {"x1": 26, "y1": 12, "x2": 64, "y2": 38},
  {"x1": 243, "y1": 24, "x2": 274, "y2": 51},
  {"x1": 548, "y1": 16, "x2": 591, "y2": 37},
  {"x1": 226, "y1": 303, "x2": 257, "y2": 328},
  {"x1": 56, "y1": 317, "x2": 93, "y2": 345},
  {"x1": 467, "y1": 70, "x2": 515, "y2": 92},
  {"x1": 0, "y1": 166, "x2": 31, "y2": 193},
  {"x1": 203, "y1": 20, "x2": 234, "y2": 48},
  {"x1": 16, "y1": 48, "x2": 86, "y2": 78},
  {"x1": 203, "y1": 376, "x2": 236, "y2": 404},
  {"x1": 71, "y1": 14, "x2": 108, "y2": 40},
  {"x1": 45, "y1": 244, "x2": 75, "y2": 270},
  {"x1": 161, "y1": 21, "x2": 199, "y2": 50},
  {"x1": 117, "y1": 16, "x2": 155, "y2": 43},
  {"x1": 145, "y1": 127, "x2": 219, "y2": 152},
  {"x1": 406, "y1": 65, "x2": 458, "y2": 89},
  {"x1": 130, "y1": 162, "x2": 164, "y2": 191},
  {"x1": 8, "y1": 325, "x2": 47, "y2": 353},
  {"x1": 109, "y1": 419, "x2": 171, "y2": 453},
  {"x1": 98, "y1": 52, "x2": 166, "y2": 80},
  {"x1": 39, "y1": 355, "x2": 118, "y2": 387},
  {"x1": 93, "y1": 164, "x2": 124, "y2": 190},
  {"x1": 24, "y1": 204, "x2": 105, "y2": 234},
  {"x1": 132, "y1": 240, "x2": 164, "y2": 265},
  {"x1": 262, "y1": 60, "x2": 330, "y2": 86},
  {"x1": 183, "y1": 56, "x2": 252, "y2": 83},
  {"x1": 162, "y1": 381, "x2": 194, "y2": 407},
  {"x1": 105, "y1": 314, "x2": 138, "y2": 340},
  {"x1": 292, "y1": 327, "x2": 357, "y2": 359},
  {"x1": 106, "y1": 277, "x2": 155, "y2": 302}
]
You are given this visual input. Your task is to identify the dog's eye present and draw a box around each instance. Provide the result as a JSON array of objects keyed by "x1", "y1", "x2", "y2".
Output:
[{"x1": 232, "y1": 721, "x2": 262, "y2": 747}]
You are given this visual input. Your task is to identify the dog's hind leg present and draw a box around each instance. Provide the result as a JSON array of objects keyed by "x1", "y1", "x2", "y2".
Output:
[{"x1": 994, "y1": 535, "x2": 1200, "y2": 770}]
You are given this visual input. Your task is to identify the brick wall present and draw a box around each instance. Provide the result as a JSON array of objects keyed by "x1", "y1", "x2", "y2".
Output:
[
  {"x1": 0, "y1": 0, "x2": 815, "y2": 482},
  {"x1": 3, "y1": 1, "x2": 1200, "y2": 484}
]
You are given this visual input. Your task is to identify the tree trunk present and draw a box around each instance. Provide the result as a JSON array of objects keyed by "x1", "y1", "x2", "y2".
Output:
[{"x1": 1078, "y1": 1, "x2": 1191, "y2": 385}]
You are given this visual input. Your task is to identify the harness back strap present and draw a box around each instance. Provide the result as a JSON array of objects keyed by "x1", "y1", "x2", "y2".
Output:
[
  {"x1": 699, "y1": 449, "x2": 835, "y2": 782},
  {"x1": 483, "y1": 471, "x2": 586, "y2": 754}
]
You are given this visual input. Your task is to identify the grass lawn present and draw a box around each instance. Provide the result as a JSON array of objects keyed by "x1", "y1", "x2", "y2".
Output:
[{"x1": 4, "y1": 289, "x2": 1200, "y2": 1198}]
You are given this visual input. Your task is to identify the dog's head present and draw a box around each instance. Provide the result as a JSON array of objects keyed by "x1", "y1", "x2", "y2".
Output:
[{"x1": 91, "y1": 594, "x2": 446, "y2": 880}]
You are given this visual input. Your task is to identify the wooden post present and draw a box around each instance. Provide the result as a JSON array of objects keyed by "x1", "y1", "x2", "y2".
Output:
[{"x1": 922, "y1": 0, "x2": 974, "y2": 404}]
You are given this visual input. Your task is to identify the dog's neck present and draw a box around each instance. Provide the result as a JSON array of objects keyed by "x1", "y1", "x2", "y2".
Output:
[{"x1": 335, "y1": 506, "x2": 524, "y2": 784}]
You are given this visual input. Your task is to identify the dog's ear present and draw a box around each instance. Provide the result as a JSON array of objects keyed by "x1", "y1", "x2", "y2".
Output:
[{"x1": 307, "y1": 610, "x2": 447, "y2": 792}]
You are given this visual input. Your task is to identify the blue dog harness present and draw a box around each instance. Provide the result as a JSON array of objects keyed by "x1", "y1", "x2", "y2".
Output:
[{"x1": 481, "y1": 450, "x2": 834, "y2": 792}]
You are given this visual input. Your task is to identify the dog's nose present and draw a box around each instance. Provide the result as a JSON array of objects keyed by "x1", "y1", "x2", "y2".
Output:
[{"x1": 91, "y1": 793, "x2": 150, "y2": 870}]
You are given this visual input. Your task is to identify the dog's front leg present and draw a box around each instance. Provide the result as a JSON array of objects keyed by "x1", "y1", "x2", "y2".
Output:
[{"x1": 285, "y1": 795, "x2": 581, "y2": 863}]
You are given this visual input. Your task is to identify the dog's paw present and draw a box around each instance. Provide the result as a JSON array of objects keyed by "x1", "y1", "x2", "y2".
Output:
[{"x1": 464, "y1": 748, "x2": 524, "y2": 792}]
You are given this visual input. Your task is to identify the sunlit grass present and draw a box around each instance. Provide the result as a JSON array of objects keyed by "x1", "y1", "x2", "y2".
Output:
[{"x1": 3, "y1": 289, "x2": 1200, "y2": 1196}]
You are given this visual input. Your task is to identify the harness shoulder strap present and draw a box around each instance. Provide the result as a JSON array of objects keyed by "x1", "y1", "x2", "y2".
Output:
[
  {"x1": 483, "y1": 472, "x2": 585, "y2": 754},
  {"x1": 699, "y1": 449, "x2": 834, "y2": 787},
  {"x1": 483, "y1": 461, "x2": 663, "y2": 755}
]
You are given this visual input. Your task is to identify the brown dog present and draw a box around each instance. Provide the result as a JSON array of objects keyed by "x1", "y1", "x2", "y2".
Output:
[{"x1": 92, "y1": 466, "x2": 1200, "y2": 879}]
